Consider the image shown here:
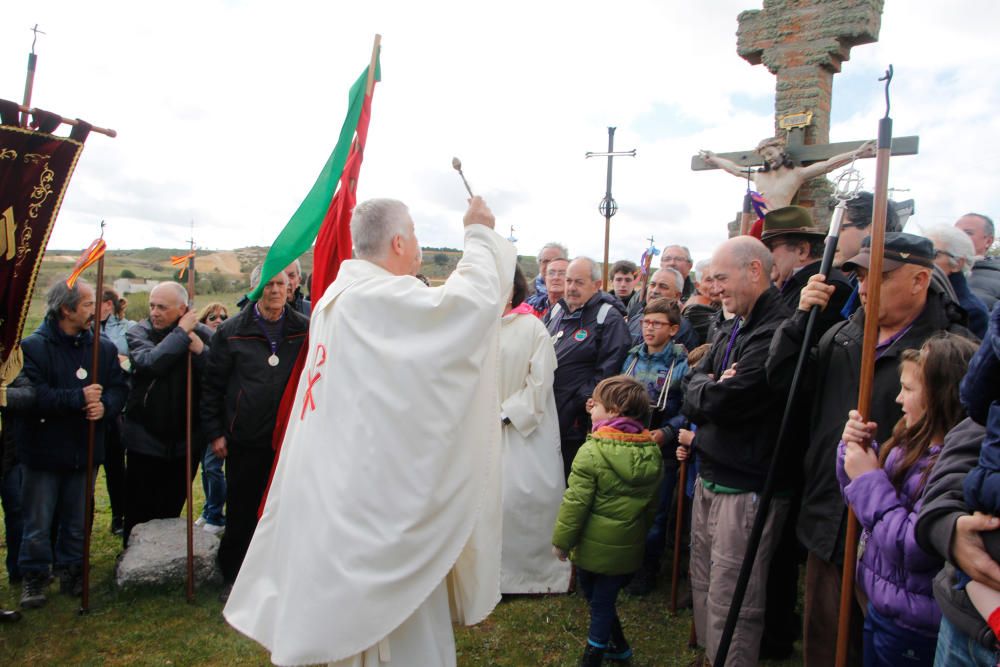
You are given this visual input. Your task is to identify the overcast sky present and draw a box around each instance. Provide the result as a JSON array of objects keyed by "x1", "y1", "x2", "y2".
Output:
[{"x1": 2, "y1": 1, "x2": 998, "y2": 266}]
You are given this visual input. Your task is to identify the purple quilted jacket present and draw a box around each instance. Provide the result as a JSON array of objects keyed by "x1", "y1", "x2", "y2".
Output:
[{"x1": 836, "y1": 441, "x2": 943, "y2": 636}]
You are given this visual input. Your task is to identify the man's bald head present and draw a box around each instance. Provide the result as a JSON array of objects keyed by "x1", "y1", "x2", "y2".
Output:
[
  {"x1": 148, "y1": 281, "x2": 190, "y2": 330},
  {"x1": 647, "y1": 268, "x2": 682, "y2": 302},
  {"x1": 710, "y1": 236, "x2": 773, "y2": 318}
]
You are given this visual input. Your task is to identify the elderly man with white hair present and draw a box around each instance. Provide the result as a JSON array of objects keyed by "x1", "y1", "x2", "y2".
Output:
[
  {"x1": 224, "y1": 197, "x2": 516, "y2": 667},
  {"x1": 924, "y1": 224, "x2": 989, "y2": 337},
  {"x1": 955, "y1": 212, "x2": 1000, "y2": 309},
  {"x1": 121, "y1": 281, "x2": 214, "y2": 545}
]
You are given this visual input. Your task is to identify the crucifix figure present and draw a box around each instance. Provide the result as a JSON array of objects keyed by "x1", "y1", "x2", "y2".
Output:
[
  {"x1": 691, "y1": 0, "x2": 918, "y2": 228},
  {"x1": 586, "y1": 127, "x2": 636, "y2": 286}
]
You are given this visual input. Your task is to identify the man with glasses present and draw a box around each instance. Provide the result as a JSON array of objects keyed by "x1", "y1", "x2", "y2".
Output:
[
  {"x1": 526, "y1": 242, "x2": 568, "y2": 312},
  {"x1": 626, "y1": 268, "x2": 699, "y2": 350},
  {"x1": 955, "y1": 212, "x2": 1000, "y2": 309},
  {"x1": 923, "y1": 225, "x2": 989, "y2": 338},
  {"x1": 660, "y1": 245, "x2": 696, "y2": 302}
]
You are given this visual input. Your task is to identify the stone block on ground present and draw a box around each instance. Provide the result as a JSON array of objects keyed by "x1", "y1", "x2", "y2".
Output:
[{"x1": 115, "y1": 518, "x2": 222, "y2": 589}]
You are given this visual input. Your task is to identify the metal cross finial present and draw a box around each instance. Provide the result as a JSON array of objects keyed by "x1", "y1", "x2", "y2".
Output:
[
  {"x1": 646, "y1": 235, "x2": 655, "y2": 248},
  {"x1": 30, "y1": 24, "x2": 46, "y2": 54},
  {"x1": 98, "y1": 219, "x2": 106, "y2": 239},
  {"x1": 833, "y1": 166, "x2": 863, "y2": 203}
]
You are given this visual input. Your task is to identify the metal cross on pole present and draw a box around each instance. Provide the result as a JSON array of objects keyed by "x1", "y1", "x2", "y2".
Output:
[{"x1": 586, "y1": 127, "x2": 636, "y2": 287}]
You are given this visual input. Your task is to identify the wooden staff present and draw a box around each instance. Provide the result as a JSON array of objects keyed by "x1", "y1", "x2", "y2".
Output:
[
  {"x1": 80, "y1": 241, "x2": 106, "y2": 614},
  {"x1": 14, "y1": 103, "x2": 117, "y2": 138},
  {"x1": 836, "y1": 66, "x2": 895, "y2": 667},
  {"x1": 184, "y1": 240, "x2": 196, "y2": 602},
  {"x1": 638, "y1": 243, "x2": 655, "y2": 308},
  {"x1": 671, "y1": 455, "x2": 687, "y2": 614}
]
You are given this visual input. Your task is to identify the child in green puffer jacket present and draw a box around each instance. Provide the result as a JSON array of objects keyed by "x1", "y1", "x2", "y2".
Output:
[{"x1": 552, "y1": 375, "x2": 663, "y2": 667}]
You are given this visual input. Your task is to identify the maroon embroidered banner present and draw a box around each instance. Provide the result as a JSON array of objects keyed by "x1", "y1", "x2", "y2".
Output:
[{"x1": 0, "y1": 120, "x2": 87, "y2": 367}]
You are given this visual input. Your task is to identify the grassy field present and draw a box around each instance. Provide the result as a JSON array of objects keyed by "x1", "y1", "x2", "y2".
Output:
[{"x1": 0, "y1": 470, "x2": 804, "y2": 666}]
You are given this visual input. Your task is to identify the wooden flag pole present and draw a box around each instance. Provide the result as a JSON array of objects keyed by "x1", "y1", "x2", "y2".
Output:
[
  {"x1": 670, "y1": 458, "x2": 687, "y2": 614},
  {"x1": 80, "y1": 227, "x2": 106, "y2": 614},
  {"x1": 835, "y1": 66, "x2": 895, "y2": 667},
  {"x1": 184, "y1": 231, "x2": 196, "y2": 603}
]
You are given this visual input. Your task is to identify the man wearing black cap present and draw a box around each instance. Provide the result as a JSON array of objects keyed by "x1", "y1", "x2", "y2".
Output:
[{"x1": 767, "y1": 232, "x2": 975, "y2": 667}]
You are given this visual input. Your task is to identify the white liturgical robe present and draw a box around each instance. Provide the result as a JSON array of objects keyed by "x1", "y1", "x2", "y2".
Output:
[
  {"x1": 498, "y1": 311, "x2": 571, "y2": 594},
  {"x1": 224, "y1": 224, "x2": 516, "y2": 666}
]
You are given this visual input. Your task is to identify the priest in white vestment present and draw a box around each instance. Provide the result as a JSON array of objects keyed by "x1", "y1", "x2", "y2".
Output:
[
  {"x1": 223, "y1": 197, "x2": 516, "y2": 667},
  {"x1": 498, "y1": 269, "x2": 572, "y2": 594}
]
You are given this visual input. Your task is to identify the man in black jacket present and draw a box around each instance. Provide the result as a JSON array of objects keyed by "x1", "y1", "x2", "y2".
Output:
[
  {"x1": 767, "y1": 232, "x2": 975, "y2": 667},
  {"x1": 914, "y1": 418, "x2": 998, "y2": 663},
  {"x1": 121, "y1": 281, "x2": 213, "y2": 545},
  {"x1": 202, "y1": 268, "x2": 309, "y2": 598},
  {"x1": 544, "y1": 257, "x2": 631, "y2": 478},
  {"x1": 17, "y1": 280, "x2": 128, "y2": 607},
  {"x1": 681, "y1": 236, "x2": 793, "y2": 667}
]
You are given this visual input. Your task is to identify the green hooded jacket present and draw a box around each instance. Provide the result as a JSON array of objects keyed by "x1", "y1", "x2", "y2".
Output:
[{"x1": 552, "y1": 425, "x2": 663, "y2": 575}]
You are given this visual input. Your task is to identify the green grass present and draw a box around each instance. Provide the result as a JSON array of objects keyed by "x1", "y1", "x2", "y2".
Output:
[{"x1": 0, "y1": 469, "x2": 805, "y2": 665}]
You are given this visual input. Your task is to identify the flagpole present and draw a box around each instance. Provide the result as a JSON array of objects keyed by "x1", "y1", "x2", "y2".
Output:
[
  {"x1": 366, "y1": 35, "x2": 381, "y2": 97},
  {"x1": 80, "y1": 223, "x2": 106, "y2": 615},
  {"x1": 836, "y1": 66, "x2": 895, "y2": 667},
  {"x1": 21, "y1": 25, "x2": 44, "y2": 128},
  {"x1": 184, "y1": 228, "x2": 196, "y2": 603}
]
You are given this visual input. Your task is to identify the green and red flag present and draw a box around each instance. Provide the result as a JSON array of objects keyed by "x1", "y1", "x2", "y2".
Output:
[
  {"x1": 258, "y1": 40, "x2": 382, "y2": 513},
  {"x1": 0, "y1": 99, "x2": 92, "y2": 377},
  {"x1": 246, "y1": 48, "x2": 381, "y2": 303}
]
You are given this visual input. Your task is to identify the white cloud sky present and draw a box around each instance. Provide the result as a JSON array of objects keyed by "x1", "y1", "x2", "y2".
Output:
[{"x1": 2, "y1": 0, "x2": 998, "y2": 266}]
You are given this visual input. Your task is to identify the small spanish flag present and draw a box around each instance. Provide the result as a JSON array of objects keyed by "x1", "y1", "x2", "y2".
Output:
[
  {"x1": 66, "y1": 238, "x2": 107, "y2": 288},
  {"x1": 170, "y1": 251, "x2": 196, "y2": 279}
]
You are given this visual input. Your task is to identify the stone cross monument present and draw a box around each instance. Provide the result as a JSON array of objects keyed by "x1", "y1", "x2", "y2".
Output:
[{"x1": 692, "y1": 0, "x2": 918, "y2": 229}]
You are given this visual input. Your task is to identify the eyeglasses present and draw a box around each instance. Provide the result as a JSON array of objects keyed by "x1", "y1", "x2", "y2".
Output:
[
  {"x1": 207, "y1": 313, "x2": 228, "y2": 322},
  {"x1": 546, "y1": 270, "x2": 567, "y2": 278},
  {"x1": 641, "y1": 319, "x2": 673, "y2": 329},
  {"x1": 934, "y1": 249, "x2": 957, "y2": 260},
  {"x1": 661, "y1": 255, "x2": 689, "y2": 263}
]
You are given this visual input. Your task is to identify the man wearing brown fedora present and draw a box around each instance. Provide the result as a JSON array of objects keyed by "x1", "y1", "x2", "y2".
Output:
[
  {"x1": 761, "y1": 205, "x2": 853, "y2": 336},
  {"x1": 757, "y1": 205, "x2": 853, "y2": 660}
]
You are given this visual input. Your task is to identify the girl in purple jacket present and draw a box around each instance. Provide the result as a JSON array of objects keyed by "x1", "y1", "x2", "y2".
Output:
[{"x1": 837, "y1": 333, "x2": 978, "y2": 667}]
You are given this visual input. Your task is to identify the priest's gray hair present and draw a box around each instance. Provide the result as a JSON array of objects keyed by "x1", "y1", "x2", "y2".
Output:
[
  {"x1": 660, "y1": 267, "x2": 685, "y2": 293},
  {"x1": 46, "y1": 279, "x2": 89, "y2": 321},
  {"x1": 352, "y1": 199, "x2": 413, "y2": 260},
  {"x1": 694, "y1": 259, "x2": 712, "y2": 282},
  {"x1": 151, "y1": 281, "x2": 190, "y2": 307},
  {"x1": 924, "y1": 225, "x2": 976, "y2": 277},
  {"x1": 572, "y1": 256, "x2": 602, "y2": 282}
]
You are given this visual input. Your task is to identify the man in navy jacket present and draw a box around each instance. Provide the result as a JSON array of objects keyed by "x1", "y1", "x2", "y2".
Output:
[{"x1": 17, "y1": 280, "x2": 128, "y2": 608}]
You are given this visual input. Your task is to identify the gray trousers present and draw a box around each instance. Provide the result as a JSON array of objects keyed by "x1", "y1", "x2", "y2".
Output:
[{"x1": 690, "y1": 477, "x2": 790, "y2": 667}]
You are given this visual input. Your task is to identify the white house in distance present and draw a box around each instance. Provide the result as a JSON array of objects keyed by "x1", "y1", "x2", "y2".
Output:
[{"x1": 113, "y1": 277, "x2": 159, "y2": 295}]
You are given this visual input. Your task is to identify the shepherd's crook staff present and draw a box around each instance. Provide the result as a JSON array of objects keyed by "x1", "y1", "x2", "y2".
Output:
[
  {"x1": 78, "y1": 222, "x2": 107, "y2": 614},
  {"x1": 835, "y1": 65, "x2": 896, "y2": 667},
  {"x1": 712, "y1": 166, "x2": 864, "y2": 665}
]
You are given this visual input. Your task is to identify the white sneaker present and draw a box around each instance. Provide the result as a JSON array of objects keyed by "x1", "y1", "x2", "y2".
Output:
[
  {"x1": 194, "y1": 516, "x2": 206, "y2": 527},
  {"x1": 203, "y1": 523, "x2": 225, "y2": 536}
]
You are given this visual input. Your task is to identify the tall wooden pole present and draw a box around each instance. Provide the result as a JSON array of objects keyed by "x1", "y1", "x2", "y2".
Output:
[
  {"x1": 80, "y1": 238, "x2": 105, "y2": 614},
  {"x1": 185, "y1": 231, "x2": 196, "y2": 602},
  {"x1": 671, "y1": 458, "x2": 687, "y2": 614},
  {"x1": 835, "y1": 66, "x2": 895, "y2": 667},
  {"x1": 21, "y1": 25, "x2": 44, "y2": 128}
]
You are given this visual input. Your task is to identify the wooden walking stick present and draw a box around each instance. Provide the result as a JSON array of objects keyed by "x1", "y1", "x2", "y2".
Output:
[
  {"x1": 638, "y1": 237, "x2": 657, "y2": 309},
  {"x1": 712, "y1": 164, "x2": 864, "y2": 664},
  {"x1": 835, "y1": 65, "x2": 895, "y2": 667},
  {"x1": 76, "y1": 224, "x2": 107, "y2": 614},
  {"x1": 183, "y1": 230, "x2": 197, "y2": 602},
  {"x1": 671, "y1": 454, "x2": 687, "y2": 615}
]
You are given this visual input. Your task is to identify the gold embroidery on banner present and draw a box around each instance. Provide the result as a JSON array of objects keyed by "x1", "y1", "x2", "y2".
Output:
[
  {"x1": 0, "y1": 148, "x2": 16, "y2": 160},
  {"x1": 13, "y1": 221, "x2": 33, "y2": 278},
  {"x1": 23, "y1": 153, "x2": 50, "y2": 165},
  {"x1": 0, "y1": 206, "x2": 15, "y2": 261},
  {"x1": 28, "y1": 164, "x2": 54, "y2": 219}
]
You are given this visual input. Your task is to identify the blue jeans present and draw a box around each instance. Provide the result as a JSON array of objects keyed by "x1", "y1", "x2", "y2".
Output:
[
  {"x1": 200, "y1": 446, "x2": 226, "y2": 526},
  {"x1": 577, "y1": 568, "x2": 630, "y2": 647},
  {"x1": 934, "y1": 615, "x2": 999, "y2": 667},
  {"x1": 1, "y1": 464, "x2": 24, "y2": 581},
  {"x1": 863, "y1": 602, "x2": 936, "y2": 667},
  {"x1": 18, "y1": 467, "x2": 87, "y2": 575}
]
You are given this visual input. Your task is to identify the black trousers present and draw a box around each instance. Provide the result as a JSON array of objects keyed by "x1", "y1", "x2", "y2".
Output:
[
  {"x1": 103, "y1": 416, "x2": 126, "y2": 520},
  {"x1": 217, "y1": 445, "x2": 275, "y2": 584},
  {"x1": 123, "y1": 449, "x2": 199, "y2": 546}
]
